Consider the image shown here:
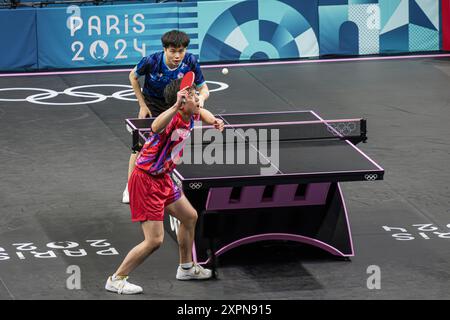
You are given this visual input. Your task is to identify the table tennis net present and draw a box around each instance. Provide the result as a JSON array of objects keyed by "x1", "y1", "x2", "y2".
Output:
[{"x1": 185, "y1": 119, "x2": 366, "y2": 144}]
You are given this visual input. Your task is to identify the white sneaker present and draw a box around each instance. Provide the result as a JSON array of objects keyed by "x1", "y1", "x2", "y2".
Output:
[
  {"x1": 122, "y1": 184, "x2": 129, "y2": 204},
  {"x1": 105, "y1": 276, "x2": 143, "y2": 295},
  {"x1": 176, "y1": 263, "x2": 213, "y2": 280}
]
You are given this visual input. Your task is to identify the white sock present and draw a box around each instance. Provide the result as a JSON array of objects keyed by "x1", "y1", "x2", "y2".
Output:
[
  {"x1": 180, "y1": 262, "x2": 194, "y2": 270},
  {"x1": 112, "y1": 274, "x2": 126, "y2": 281}
]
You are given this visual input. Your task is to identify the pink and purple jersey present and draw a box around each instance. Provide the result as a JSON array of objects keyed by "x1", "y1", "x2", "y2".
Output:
[{"x1": 136, "y1": 112, "x2": 200, "y2": 175}]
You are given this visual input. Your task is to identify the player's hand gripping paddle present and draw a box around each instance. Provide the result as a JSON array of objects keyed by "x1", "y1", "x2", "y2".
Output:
[{"x1": 179, "y1": 71, "x2": 195, "y2": 109}]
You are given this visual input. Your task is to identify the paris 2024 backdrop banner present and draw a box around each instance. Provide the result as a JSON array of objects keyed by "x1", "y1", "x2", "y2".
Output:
[{"x1": 0, "y1": 0, "x2": 441, "y2": 71}]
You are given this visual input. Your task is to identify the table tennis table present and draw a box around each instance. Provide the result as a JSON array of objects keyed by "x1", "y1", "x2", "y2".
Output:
[{"x1": 126, "y1": 110, "x2": 384, "y2": 266}]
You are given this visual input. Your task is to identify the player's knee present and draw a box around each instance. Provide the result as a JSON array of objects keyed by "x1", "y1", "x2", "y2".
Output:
[
  {"x1": 154, "y1": 240, "x2": 164, "y2": 251},
  {"x1": 188, "y1": 209, "x2": 198, "y2": 224},
  {"x1": 144, "y1": 237, "x2": 163, "y2": 251},
  {"x1": 153, "y1": 236, "x2": 164, "y2": 249},
  {"x1": 180, "y1": 209, "x2": 197, "y2": 227}
]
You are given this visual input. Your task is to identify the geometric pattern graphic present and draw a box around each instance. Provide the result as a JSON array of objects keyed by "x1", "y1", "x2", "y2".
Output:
[
  {"x1": 199, "y1": 0, "x2": 320, "y2": 62},
  {"x1": 319, "y1": 0, "x2": 439, "y2": 56},
  {"x1": 380, "y1": 0, "x2": 439, "y2": 52},
  {"x1": 409, "y1": 23, "x2": 440, "y2": 51},
  {"x1": 319, "y1": 4, "x2": 349, "y2": 55},
  {"x1": 348, "y1": 4, "x2": 380, "y2": 54}
]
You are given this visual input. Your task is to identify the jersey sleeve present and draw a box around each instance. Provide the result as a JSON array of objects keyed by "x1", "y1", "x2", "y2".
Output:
[
  {"x1": 135, "y1": 56, "x2": 152, "y2": 77},
  {"x1": 187, "y1": 54, "x2": 206, "y2": 88}
]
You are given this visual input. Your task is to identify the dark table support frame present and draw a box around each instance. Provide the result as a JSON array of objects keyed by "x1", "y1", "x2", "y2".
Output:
[{"x1": 164, "y1": 181, "x2": 354, "y2": 271}]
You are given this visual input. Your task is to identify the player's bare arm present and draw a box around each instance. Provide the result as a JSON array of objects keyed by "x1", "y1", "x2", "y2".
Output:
[
  {"x1": 200, "y1": 108, "x2": 224, "y2": 131},
  {"x1": 129, "y1": 67, "x2": 152, "y2": 118},
  {"x1": 197, "y1": 83, "x2": 209, "y2": 108},
  {"x1": 151, "y1": 90, "x2": 186, "y2": 133}
]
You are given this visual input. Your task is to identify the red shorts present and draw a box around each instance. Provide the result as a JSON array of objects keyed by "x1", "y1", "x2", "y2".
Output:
[{"x1": 128, "y1": 168, "x2": 182, "y2": 222}]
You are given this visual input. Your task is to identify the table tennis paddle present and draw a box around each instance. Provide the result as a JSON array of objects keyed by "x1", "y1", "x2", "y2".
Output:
[{"x1": 180, "y1": 71, "x2": 195, "y2": 108}]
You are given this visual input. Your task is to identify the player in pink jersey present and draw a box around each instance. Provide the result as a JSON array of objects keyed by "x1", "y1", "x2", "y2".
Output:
[{"x1": 105, "y1": 78, "x2": 223, "y2": 295}]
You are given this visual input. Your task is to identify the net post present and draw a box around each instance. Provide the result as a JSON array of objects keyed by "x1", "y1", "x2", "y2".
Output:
[
  {"x1": 132, "y1": 129, "x2": 140, "y2": 153},
  {"x1": 361, "y1": 119, "x2": 367, "y2": 143}
]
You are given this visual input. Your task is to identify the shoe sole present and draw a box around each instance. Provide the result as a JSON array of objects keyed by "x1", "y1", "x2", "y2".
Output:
[
  {"x1": 176, "y1": 275, "x2": 212, "y2": 281},
  {"x1": 105, "y1": 284, "x2": 143, "y2": 294}
]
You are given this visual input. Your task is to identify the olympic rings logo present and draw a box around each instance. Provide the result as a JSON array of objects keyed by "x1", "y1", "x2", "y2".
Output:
[
  {"x1": 189, "y1": 182, "x2": 203, "y2": 189},
  {"x1": 364, "y1": 174, "x2": 378, "y2": 181},
  {"x1": 327, "y1": 122, "x2": 357, "y2": 136},
  {"x1": 0, "y1": 81, "x2": 229, "y2": 106}
]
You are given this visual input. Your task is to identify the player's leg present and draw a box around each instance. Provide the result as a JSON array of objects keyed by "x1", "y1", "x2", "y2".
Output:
[
  {"x1": 122, "y1": 100, "x2": 147, "y2": 204},
  {"x1": 115, "y1": 220, "x2": 164, "y2": 276},
  {"x1": 108, "y1": 168, "x2": 166, "y2": 294},
  {"x1": 128, "y1": 153, "x2": 138, "y2": 180},
  {"x1": 166, "y1": 195, "x2": 212, "y2": 280},
  {"x1": 105, "y1": 221, "x2": 164, "y2": 294},
  {"x1": 166, "y1": 195, "x2": 197, "y2": 264},
  {"x1": 122, "y1": 152, "x2": 138, "y2": 204}
]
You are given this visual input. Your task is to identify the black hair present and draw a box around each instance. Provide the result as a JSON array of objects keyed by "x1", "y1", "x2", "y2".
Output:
[
  {"x1": 164, "y1": 78, "x2": 183, "y2": 106},
  {"x1": 164, "y1": 78, "x2": 196, "y2": 106},
  {"x1": 161, "y1": 30, "x2": 190, "y2": 48}
]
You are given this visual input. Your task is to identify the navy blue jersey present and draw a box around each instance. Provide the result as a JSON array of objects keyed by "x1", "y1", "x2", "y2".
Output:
[{"x1": 135, "y1": 51, "x2": 206, "y2": 100}]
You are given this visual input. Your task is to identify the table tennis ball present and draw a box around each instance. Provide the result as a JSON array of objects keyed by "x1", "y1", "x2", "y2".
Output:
[{"x1": 222, "y1": 68, "x2": 229, "y2": 75}]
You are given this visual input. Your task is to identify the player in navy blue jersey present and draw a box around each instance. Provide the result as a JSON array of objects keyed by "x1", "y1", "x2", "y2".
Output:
[{"x1": 123, "y1": 30, "x2": 210, "y2": 203}]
